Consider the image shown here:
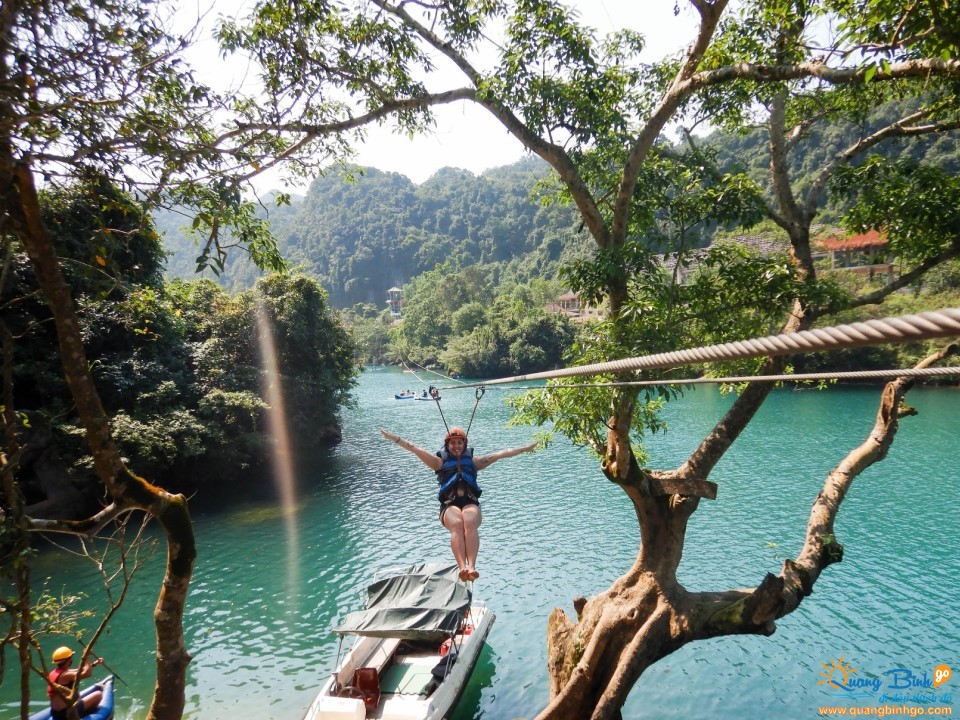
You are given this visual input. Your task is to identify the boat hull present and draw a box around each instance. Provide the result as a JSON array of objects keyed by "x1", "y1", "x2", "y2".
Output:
[
  {"x1": 30, "y1": 676, "x2": 114, "y2": 720},
  {"x1": 304, "y1": 605, "x2": 494, "y2": 720}
]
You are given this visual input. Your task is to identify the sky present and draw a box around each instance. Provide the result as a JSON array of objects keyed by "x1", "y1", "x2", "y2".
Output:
[{"x1": 179, "y1": 0, "x2": 698, "y2": 188}]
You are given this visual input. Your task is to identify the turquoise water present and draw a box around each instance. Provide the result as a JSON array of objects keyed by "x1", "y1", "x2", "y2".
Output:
[{"x1": 5, "y1": 368, "x2": 959, "y2": 719}]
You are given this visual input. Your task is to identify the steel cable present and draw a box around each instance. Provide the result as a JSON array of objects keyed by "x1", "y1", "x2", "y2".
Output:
[
  {"x1": 436, "y1": 308, "x2": 960, "y2": 390},
  {"x1": 480, "y1": 366, "x2": 960, "y2": 391}
]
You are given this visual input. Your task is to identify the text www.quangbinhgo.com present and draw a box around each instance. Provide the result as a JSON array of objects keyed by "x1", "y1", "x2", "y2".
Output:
[{"x1": 818, "y1": 706, "x2": 953, "y2": 717}]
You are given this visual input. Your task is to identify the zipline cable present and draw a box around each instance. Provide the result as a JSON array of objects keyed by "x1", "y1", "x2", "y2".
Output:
[
  {"x1": 464, "y1": 387, "x2": 485, "y2": 436},
  {"x1": 432, "y1": 308, "x2": 960, "y2": 391},
  {"x1": 402, "y1": 355, "x2": 469, "y2": 385},
  {"x1": 398, "y1": 357, "x2": 431, "y2": 389},
  {"x1": 399, "y1": 355, "x2": 457, "y2": 433},
  {"x1": 478, "y1": 366, "x2": 960, "y2": 391},
  {"x1": 431, "y1": 385, "x2": 451, "y2": 434}
]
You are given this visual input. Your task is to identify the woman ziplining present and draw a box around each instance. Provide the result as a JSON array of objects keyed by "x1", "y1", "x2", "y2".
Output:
[{"x1": 379, "y1": 426, "x2": 537, "y2": 582}]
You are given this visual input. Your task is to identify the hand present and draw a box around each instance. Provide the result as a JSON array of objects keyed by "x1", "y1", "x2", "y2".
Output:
[
  {"x1": 93, "y1": 658, "x2": 104, "y2": 666},
  {"x1": 379, "y1": 429, "x2": 397, "y2": 443}
]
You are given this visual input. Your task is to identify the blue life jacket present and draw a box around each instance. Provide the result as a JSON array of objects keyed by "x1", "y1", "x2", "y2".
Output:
[{"x1": 436, "y1": 447, "x2": 482, "y2": 501}]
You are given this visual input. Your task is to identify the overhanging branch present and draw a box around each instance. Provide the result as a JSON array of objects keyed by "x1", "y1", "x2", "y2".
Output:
[
  {"x1": 689, "y1": 342, "x2": 959, "y2": 638},
  {"x1": 686, "y1": 57, "x2": 960, "y2": 93},
  {"x1": 26, "y1": 502, "x2": 131, "y2": 536}
]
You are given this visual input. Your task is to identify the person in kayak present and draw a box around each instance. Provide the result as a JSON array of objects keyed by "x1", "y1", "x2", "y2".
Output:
[
  {"x1": 47, "y1": 646, "x2": 104, "y2": 719},
  {"x1": 380, "y1": 426, "x2": 536, "y2": 581}
]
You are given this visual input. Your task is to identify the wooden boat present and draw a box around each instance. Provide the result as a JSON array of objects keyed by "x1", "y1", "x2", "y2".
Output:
[
  {"x1": 30, "y1": 676, "x2": 114, "y2": 720},
  {"x1": 303, "y1": 564, "x2": 494, "y2": 720}
]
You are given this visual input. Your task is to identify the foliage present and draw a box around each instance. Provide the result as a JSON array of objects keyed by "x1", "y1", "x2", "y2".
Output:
[
  {"x1": 705, "y1": 94, "x2": 960, "y2": 226},
  {"x1": 340, "y1": 304, "x2": 396, "y2": 364},
  {"x1": 1, "y1": 0, "x2": 304, "y2": 279},
  {"x1": 159, "y1": 104, "x2": 960, "y2": 308},
  {"x1": 831, "y1": 157, "x2": 960, "y2": 264},
  {"x1": 440, "y1": 308, "x2": 574, "y2": 377},
  {"x1": 5, "y1": 181, "x2": 357, "y2": 494},
  {"x1": 385, "y1": 262, "x2": 572, "y2": 376},
  {"x1": 160, "y1": 159, "x2": 589, "y2": 306},
  {"x1": 513, "y1": 238, "x2": 842, "y2": 455},
  {"x1": 252, "y1": 273, "x2": 359, "y2": 438}
]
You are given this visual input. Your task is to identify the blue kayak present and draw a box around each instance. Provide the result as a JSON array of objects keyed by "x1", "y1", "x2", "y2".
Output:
[{"x1": 30, "y1": 676, "x2": 114, "y2": 720}]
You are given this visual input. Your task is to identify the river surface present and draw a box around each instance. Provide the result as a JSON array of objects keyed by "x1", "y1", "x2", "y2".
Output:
[{"x1": 5, "y1": 367, "x2": 959, "y2": 719}]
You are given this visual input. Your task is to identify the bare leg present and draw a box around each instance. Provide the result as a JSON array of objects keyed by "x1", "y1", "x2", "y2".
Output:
[
  {"x1": 82, "y1": 690, "x2": 104, "y2": 714},
  {"x1": 461, "y1": 505, "x2": 482, "y2": 578},
  {"x1": 441, "y1": 507, "x2": 468, "y2": 574}
]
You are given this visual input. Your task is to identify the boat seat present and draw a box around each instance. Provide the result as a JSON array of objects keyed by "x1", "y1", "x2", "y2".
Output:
[
  {"x1": 351, "y1": 667, "x2": 381, "y2": 713},
  {"x1": 364, "y1": 636, "x2": 400, "y2": 671}
]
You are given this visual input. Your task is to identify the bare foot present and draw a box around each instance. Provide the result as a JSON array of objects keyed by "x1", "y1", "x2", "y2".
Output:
[
  {"x1": 458, "y1": 567, "x2": 471, "y2": 582},
  {"x1": 467, "y1": 568, "x2": 479, "y2": 581}
]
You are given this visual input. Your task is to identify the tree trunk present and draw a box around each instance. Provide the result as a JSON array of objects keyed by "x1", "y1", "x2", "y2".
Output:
[
  {"x1": 537, "y1": 339, "x2": 954, "y2": 719},
  {"x1": 1, "y1": 153, "x2": 196, "y2": 720},
  {"x1": 1, "y1": 319, "x2": 34, "y2": 720}
]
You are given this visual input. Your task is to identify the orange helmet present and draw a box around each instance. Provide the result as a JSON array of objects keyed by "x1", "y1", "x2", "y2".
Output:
[{"x1": 445, "y1": 427, "x2": 467, "y2": 446}]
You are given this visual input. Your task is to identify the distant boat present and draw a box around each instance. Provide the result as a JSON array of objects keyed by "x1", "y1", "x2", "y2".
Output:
[
  {"x1": 395, "y1": 392, "x2": 415, "y2": 400},
  {"x1": 416, "y1": 392, "x2": 439, "y2": 401},
  {"x1": 31, "y1": 676, "x2": 114, "y2": 720},
  {"x1": 301, "y1": 564, "x2": 494, "y2": 720}
]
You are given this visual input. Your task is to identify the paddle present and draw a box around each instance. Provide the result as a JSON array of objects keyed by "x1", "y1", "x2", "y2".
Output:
[{"x1": 90, "y1": 653, "x2": 129, "y2": 689}]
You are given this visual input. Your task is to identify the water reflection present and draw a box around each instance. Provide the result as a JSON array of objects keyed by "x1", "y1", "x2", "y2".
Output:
[{"x1": 452, "y1": 643, "x2": 501, "y2": 720}]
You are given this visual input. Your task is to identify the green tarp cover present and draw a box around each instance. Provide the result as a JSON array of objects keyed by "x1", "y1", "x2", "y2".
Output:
[{"x1": 332, "y1": 564, "x2": 471, "y2": 641}]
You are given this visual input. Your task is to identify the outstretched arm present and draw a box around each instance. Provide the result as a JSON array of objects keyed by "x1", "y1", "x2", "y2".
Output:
[
  {"x1": 380, "y1": 429, "x2": 442, "y2": 471},
  {"x1": 474, "y1": 442, "x2": 537, "y2": 470}
]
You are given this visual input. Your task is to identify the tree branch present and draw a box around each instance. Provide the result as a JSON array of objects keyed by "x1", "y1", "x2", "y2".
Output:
[
  {"x1": 370, "y1": 0, "x2": 610, "y2": 246},
  {"x1": 689, "y1": 342, "x2": 959, "y2": 637},
  {"x1": 614, "y1": 0, "x2": 730, "y2": 246},
  {"x1": 802, "y1": 109, "x2": 960, "y2": 218},
  {"x1": 769, "y1": 91, "x2": 805, "y2": 228},
  {"x1": 684, "y1": 57, "x2": 960, "y2": 93},
  {"x1": 26, "y1": 502, "x2": 129, "y2": 536}
]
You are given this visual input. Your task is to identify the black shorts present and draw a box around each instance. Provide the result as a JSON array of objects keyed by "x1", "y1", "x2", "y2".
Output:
[
  {"x1": 52, "y1": 696, "x2": 98, "y2": 720},
  {"x1": 439, "y1": 494, "x2": 480, "y2": 522}
]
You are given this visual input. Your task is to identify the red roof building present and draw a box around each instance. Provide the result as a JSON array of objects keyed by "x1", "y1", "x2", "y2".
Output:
[
  {"x1": 814, "y1": 230, "x2": 894, "y2": 280},
  {"x1": 545, "y1": 290, "x2": 606, "y2": 321}
]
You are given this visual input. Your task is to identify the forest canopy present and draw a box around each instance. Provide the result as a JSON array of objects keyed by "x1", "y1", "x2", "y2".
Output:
[{"x1": 4, "y1": 179, "x2": 358, "y2": 517}]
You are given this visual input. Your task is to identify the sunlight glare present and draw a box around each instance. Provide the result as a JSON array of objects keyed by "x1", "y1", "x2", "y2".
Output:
[{"x1": 254, "y1": 304, "x2": 300, "y2": 596}]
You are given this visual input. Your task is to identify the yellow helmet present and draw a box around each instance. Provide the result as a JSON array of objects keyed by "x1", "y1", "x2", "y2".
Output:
[{"x1": 51, "y1": 646, "x2": 74, "y2": 664}]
